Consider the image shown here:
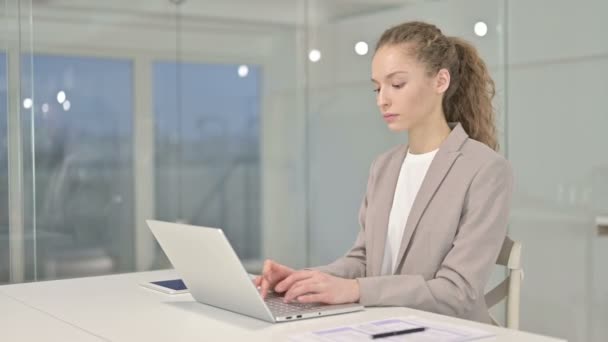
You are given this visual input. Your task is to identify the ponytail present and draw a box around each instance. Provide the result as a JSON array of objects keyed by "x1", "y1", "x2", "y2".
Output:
[{"x1": 443, "y1": 37, "x2": 498, "y2": 150}]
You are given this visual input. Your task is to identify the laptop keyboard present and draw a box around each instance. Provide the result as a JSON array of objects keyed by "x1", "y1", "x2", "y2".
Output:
[{"x1": 265, "y1": 292, "x2": 324, "y2": 316}]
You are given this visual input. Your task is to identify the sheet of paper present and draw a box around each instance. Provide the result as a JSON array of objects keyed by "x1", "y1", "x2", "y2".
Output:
[{"x1": 289, "y1": 316, "x2": 495, "y2": 342}]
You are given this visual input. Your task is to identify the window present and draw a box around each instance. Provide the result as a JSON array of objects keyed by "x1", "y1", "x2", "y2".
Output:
[
  {"x1": 26, "y1": 55, "x2": 134, "y2": 279},
  {"x1": 154, "y1": 62, "x2": 261, "y2": 261}
]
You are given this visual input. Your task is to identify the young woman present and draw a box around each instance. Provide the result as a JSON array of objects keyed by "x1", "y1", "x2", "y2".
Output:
[{"x1": 255, "y1": 21, "x2": 513, "y2": 323}]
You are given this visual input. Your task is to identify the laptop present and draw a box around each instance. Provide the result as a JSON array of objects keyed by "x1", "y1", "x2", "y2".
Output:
[{"x1": 146, "y1": 220, "x2": 364, "y2": 323}]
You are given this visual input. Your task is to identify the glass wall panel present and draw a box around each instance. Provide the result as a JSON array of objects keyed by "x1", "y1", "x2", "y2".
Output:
[{"x1": 153, "y1": 61, "x2": 262, "y2": 263}]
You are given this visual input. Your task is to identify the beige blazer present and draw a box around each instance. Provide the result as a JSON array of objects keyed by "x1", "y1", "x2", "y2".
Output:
[{"x1": 314, "y1": 122, "x2": 513, "y2": 324}]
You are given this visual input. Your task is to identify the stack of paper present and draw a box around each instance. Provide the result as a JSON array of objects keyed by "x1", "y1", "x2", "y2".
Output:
[{"x1": 289, "y1": 316, "x2": 495, "y2": 341}]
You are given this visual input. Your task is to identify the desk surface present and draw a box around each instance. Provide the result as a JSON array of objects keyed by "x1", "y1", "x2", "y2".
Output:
[
  {"x1": 0, "y1": 292, "x2": 104, "y2": 341},
  {"x1": 0, "y1": 269, "x2": 565, "y2": 341}
]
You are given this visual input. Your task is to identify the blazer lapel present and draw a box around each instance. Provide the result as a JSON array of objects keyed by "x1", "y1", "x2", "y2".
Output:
[
  {"x1": 392, "y1": 123, "x2": 468, "y2": 273},
  {"x1": 369, "y1": 144, "x2": 407, "y2": 276}
]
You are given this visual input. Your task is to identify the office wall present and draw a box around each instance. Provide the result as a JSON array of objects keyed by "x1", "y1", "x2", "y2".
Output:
[
  {"x1": 506, "y1": 1, "x2": 608, "y2": 341},
  {"x1": 259, "y1": 22, "x2": 309, "y2": 269}
]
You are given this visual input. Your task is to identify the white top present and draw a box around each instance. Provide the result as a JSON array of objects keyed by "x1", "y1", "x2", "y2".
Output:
[{"x1": 381, "y1": 148, "x2": 438, "y2": 275}]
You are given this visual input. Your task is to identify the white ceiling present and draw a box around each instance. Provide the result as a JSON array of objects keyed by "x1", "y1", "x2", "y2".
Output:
[
  {"x1": 30, "y1": 0, "x2": 416, "y2": 26},
  {"x1": 17, "y1": 0, "x2": 424, "y2": 56}
]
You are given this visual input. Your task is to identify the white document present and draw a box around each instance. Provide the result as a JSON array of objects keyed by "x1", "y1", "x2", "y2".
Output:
[{"x1": 289, "y1": 316, "x2": 494, "y2": 342}]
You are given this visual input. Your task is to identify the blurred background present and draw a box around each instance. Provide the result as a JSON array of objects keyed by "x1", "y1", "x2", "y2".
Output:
[{"x1": 1, "y1": 1, "x2": 606, "y2": 341}]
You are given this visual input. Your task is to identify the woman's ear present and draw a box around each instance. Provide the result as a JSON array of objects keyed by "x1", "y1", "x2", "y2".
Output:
[{"x1": 436, "y1": 68, "x2": 450, "y2": 94}]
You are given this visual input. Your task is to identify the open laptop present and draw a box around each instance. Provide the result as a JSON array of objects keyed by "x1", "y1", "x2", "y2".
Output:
[{"x1": 146, "y1": 220, "x2": 363, "y2": 323}]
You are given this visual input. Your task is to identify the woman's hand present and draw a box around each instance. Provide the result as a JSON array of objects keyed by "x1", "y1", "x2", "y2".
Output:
[
  {"x1": 253, "y1": 259, "x2": 295, "y2": 299},
  {"x1": 276, "y1": 270, "x2": 360, "y2": 305}
]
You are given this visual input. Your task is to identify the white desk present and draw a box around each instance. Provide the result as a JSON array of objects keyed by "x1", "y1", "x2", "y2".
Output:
[
  {"x1": 0, "y1": 292, "x2": 104, "y2": 341},
  {"x1": 0, "y1": 269, "x2": 566, "y2": 341}
]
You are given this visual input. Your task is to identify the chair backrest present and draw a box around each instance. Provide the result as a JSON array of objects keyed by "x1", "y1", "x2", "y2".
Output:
[{"x1": 485, "y1": 236, "x2": 523, "y2": 330}]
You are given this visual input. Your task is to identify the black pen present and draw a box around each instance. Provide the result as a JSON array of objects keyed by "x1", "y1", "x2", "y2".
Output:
[{"x1": 370, "y1": 327, "x2": 426, "y2": 339}]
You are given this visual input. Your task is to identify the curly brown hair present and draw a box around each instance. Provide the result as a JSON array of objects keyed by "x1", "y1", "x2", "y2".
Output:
[{"x1": 375, "y1": 21, "x2": 498, "y2": 151}]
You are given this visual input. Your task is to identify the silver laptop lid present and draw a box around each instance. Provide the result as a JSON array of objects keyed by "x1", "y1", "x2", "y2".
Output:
[{"x1": 146, "y1": 220, "x2": 275, "y2": 322}]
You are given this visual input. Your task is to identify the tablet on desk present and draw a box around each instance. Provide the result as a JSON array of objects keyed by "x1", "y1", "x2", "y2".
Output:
[{"x1": 140, "y1": 279, "x2": 189, "y2": 295}]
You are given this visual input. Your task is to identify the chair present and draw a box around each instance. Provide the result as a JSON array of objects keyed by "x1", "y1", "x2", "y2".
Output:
[{"x1": 485, "y1": 236, "x2": 523, "y2": 330}]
